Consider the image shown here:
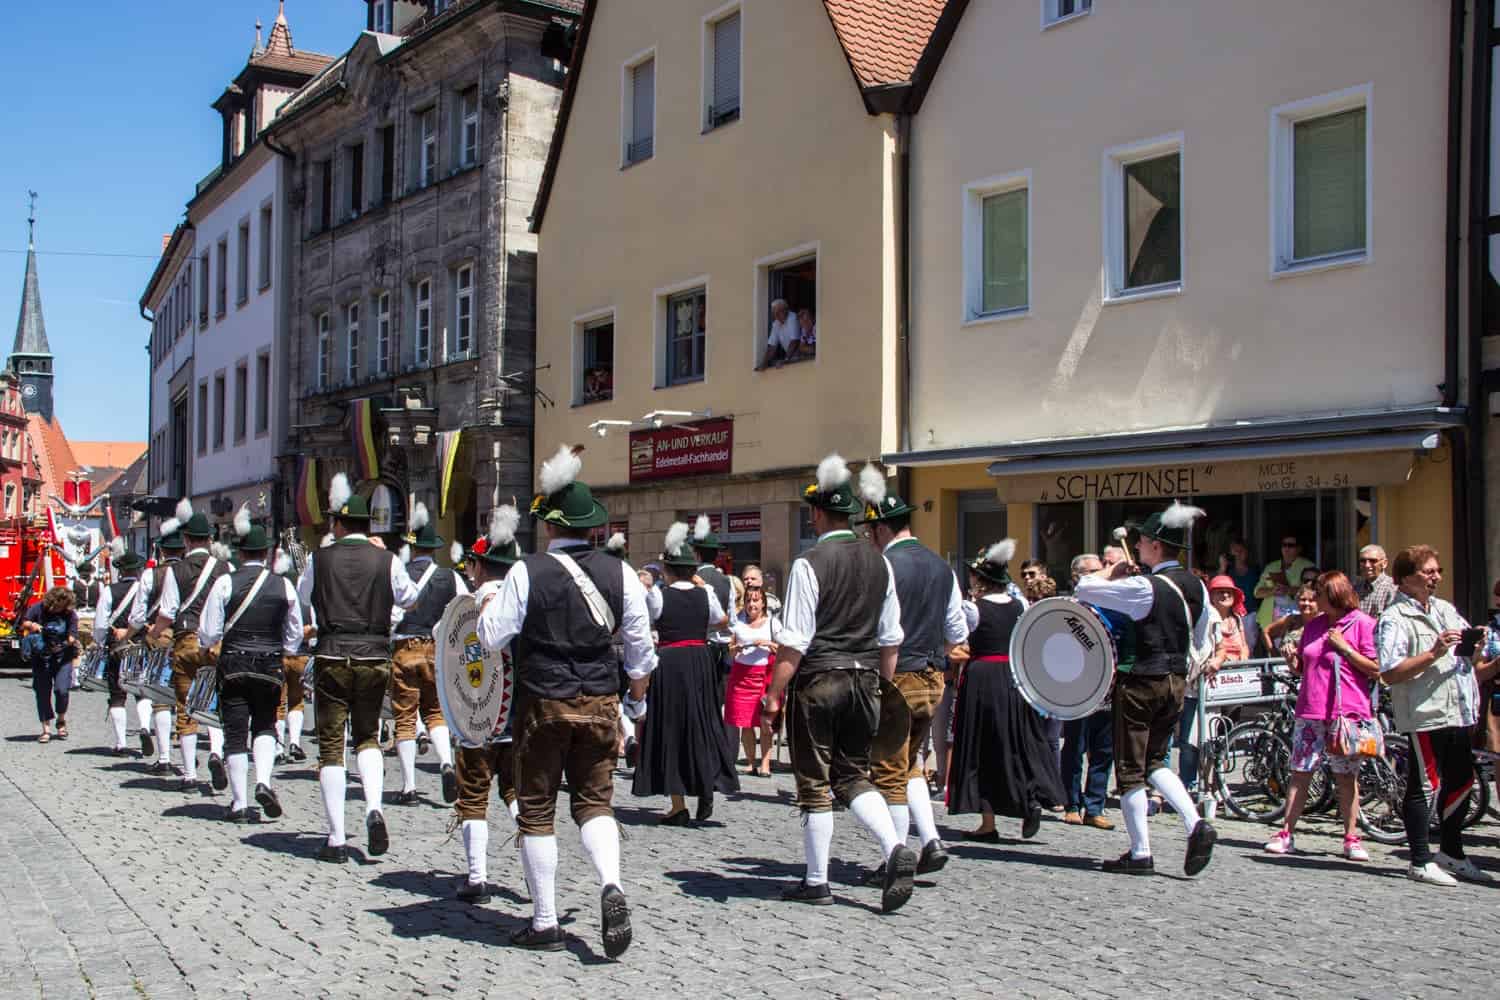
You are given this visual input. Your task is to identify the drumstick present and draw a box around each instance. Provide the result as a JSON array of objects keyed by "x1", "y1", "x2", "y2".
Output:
[{"x1": 1110, "y1": 526, "x2": 1138, "y2": 574}]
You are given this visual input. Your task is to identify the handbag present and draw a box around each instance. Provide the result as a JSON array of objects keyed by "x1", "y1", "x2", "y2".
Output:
[{"x1": 1326, "y1": 627, "x2": 1383, "y2": 758}]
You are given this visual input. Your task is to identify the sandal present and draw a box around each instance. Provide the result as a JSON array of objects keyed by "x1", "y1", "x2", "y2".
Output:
[
  {"x1": 38, "y1": 731, "x2": 50, "y2": 744},
  {"x1": 56, "y1": 724, "x2": 69, "y2": 740}
]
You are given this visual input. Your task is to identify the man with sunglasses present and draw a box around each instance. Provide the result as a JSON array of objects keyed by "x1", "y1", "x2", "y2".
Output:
[
  {"x1": 1254, "y1": 536, "x2": 1314, "y2": 635},
  {"x1": 1354, "y1": 545, "x2": 1397, "y2": 617}
]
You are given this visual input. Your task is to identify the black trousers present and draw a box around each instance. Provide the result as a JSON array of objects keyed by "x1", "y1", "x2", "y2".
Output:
[
  {"x1": 788, "y1": 669, "x2": 880, "y2": 812},
  {"x1": 1403, "y1": 725, "x2": 1476, "y2": 866},
  {"x1": 221, "y1": 676, "x2": 282, "y2": 756}
]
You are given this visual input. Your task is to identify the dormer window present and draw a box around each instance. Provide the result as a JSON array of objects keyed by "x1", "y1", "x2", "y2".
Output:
[{"x1": 373, "y1": 0, "x2": 392, "y2": 33}]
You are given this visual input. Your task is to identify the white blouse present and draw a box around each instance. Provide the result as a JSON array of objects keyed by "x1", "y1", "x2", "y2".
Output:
[{"x1": 730, "y1": 614, "x2": 778, "y2": 667}]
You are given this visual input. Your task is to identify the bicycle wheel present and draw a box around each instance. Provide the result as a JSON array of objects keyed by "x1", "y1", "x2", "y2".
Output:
[
  {"x1": 1463, "y1": 777, "x2": 1490, "y2": 829},
  {"x1": 1216, "y1": 723, "x2": 1290, "y2": 823},
  {"x1": 1306, "y1": 764, "x2": 1336, "y2": 814},
  {"x1": 1357, "y1": 734, "x2": 1407, "y2": 846}
]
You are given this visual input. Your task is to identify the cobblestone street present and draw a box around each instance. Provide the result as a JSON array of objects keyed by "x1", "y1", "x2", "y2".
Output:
[{"x1": 2, "y1": 680, "x2": 1498, "y2": 999}]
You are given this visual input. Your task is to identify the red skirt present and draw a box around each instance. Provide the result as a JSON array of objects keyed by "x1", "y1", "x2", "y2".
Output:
[{"x1": 724, "y1": 659, "x2": 771, "y2": 728}]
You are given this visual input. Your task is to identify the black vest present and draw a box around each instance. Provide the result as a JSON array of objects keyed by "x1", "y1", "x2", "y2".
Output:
[
  {"x1": 312, "y1": 539, "x2": 397, "y2": 659},
  {"x1": 657, "y1": 586, "x2": 709, "y2": 645},
  {"x1": 398, "y1": 556, "x2": 459, "y2": 635},
  {"x1": 107, "y1": 578, "x2": 139, "y2": 630},
  {"x1": 72, "y1": 580, "x2": 101, "y2": 609},
  {"x1": 512, "y1": 545, "x2": 625, "y2": 700},
  {"x1": 1134, "y1": 566, "x2": 1206, "y2": 677},
  {"x1": 698, "y1": 564, "x2": 732, "y2": 623},
  {"x1": 221, "y1": 566, "x2": 290, "y2": 656},
  {"x1": 968, "y1": 597, "x2": 1023, "y2": 659},
  {"x1": 171, "y1": 552, "x2": 231, "y2": 636},
  {"x1": 885, "y1": 538, "x2": 956, "y2": 673},
  {"x1": 800, "y1": 534, "x2": 886, "y2": 675}
]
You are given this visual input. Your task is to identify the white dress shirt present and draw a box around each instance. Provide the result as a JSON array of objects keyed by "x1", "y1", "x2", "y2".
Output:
[
  {"x1": 644, "y1": 581, "x2": 663, "y2": 621},
  {"x1": 1072, "y1": 560, "x2": 1217, "y2": 663},
  {"x1": 93, "y1": 578, "x2": 143, "y2": 644},
  {"x1": 196, "y1": 561, "x2": 304, "y2": 654},
  {"x1": 391, "y1": 558, "x2": 471, "y2": 638},
  {"x1": 155, "y1": 548, "x2": 223, "y2": 622},
  {"x1": 477, "y1": 539, "x2": 658, "y2": 680},
  {"x1": 767, "y1": 313, "x2": 799, "y2": 353},
  {"x1": 777, "y1": 529, "x2": 904, "y2": 655},
  {"x1": 129, "y1": 566, "x2": 159, "y2": 630},
  {"x1": 295, "y1": 535, "x2": 421, "y2": 612},
  {"x1": 656, "y1": 579, "x2": 727, "y2": 627},
  {"x1": 886, "y1": 536, "x2": 969, "y2": 645}
]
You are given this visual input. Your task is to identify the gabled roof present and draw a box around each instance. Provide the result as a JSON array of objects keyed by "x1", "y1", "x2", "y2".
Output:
[{"x1": 26, "y1": 413, "x2": 76, "y2": 505}]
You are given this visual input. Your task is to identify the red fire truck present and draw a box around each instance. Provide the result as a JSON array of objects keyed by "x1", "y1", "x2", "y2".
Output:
[{"x1": 0, "y1": 515, "x2": 68, "y2": 667}]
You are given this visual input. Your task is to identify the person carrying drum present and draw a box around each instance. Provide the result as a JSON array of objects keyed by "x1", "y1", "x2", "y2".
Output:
[
  {"x1": 94, "y1": 538, "x2": 147, "y2": 755},
  {"x1": 453, "y1": 506, "x2": 523, "y2": 903},
  {"x1": 149, "y1": 500, "x2": 232, "y2": 792},
  {"x1": 130, "y1": 531, "x2": 182, "y2": 771},
  {"x1": 272, "y1": 550, "x2": 313, "y2": 764},
  {"x1": 476, "y1": 446, "x2": 657, "y2": 956},
  {"x1": 760, "y1": 454, "x2": 917, "y2": 913},
  {"x1": 297, "y1": 474, "x2": 420, "y2": 863},
  {"x1": 197, "y1": 509, "x2": 303, "y2": 822},
  {"x1": 390, "y1": 502, "x2": 468, "y2": 806},
  {"x1": 1073, "y1": 502, "x2": 1219, "y2": 878},
  {"x1": 858, "y1": 469, "x2": 967, "y2": 877}
]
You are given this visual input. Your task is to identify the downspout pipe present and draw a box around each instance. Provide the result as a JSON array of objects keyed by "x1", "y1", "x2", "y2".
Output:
[
  {"x1": 895, "y1": 111, "x2": 913, "y2": 506},
  {"x1": 1446, "y1": 0, "x2": 1466, "y2": 411},
  {"x1": 1463, "y1": 0, "x2": 1491, "y2": 618}
]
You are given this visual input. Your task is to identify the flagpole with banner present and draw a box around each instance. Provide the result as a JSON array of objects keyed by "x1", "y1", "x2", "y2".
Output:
[
  {"x1": 350, "y1": 398, "x2": 380, "y2": 483},
  {"x1": 437, "y1": 429, "x2": 464, "y2": 517},
  {"x1": 296, "y1": 457, "x2": 322, "y2": 526}
]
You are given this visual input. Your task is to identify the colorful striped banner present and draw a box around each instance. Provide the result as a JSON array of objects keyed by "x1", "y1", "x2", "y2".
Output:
[
  {"x1": 350, "y1": 398, "x2": 380, "y2": 483},
  {"x1": 296, "y1": 457, "x2": 322, "y2": 526},
  {"x1": 437, "y1": 429, "x2": 463, "y2": 517}
]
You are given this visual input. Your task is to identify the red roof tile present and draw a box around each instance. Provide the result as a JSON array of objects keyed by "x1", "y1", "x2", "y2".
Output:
[
  {"x1": 822, "y1": 0, "x2": 949, "y2": 88},
  {"x1": 26, "y1": 414, "x2": 77, "y2": 507}
]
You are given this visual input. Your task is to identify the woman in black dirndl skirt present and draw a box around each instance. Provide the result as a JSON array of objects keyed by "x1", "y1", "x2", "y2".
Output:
[
  {"x1": 632, "y1": 523, "x2": 740, "y2": 825},
  {"x1": 947, "y1": 540, "x2": 1066, "y2": 842}
]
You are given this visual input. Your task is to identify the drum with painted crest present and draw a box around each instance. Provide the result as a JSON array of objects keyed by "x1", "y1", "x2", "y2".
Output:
[
  {"x1": 433, "y1": 593, "x2": 513, "y2": 748},
  {"x1": 1008, "y1": 597, "x2": 1117, "y2": 721},
  {"x1": 186, "y1": 664, "x2": 221, "y2": 727}
]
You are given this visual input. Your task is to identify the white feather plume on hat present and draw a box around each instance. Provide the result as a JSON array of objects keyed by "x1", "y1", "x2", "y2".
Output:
[
  {"x1": 983, "y1": 539, "x2": 1017, "y2": 566},
  {"x1": 606, "y1": 532, "x2": 627, "y2": 554},
  {"x1": 1160, "y1": 501, "x2": 1207, "y2": 530},
  {"x1": 693, "y1": 514, "x2": 711, "y2": 542},
  {"x1": 328, "y1": 473, "x2": 352, "y2": 513},
  {"x1": 816, "y1": 453, "x2": 850, "y2": 492},
  {"x1": 858, "y1": 463, "x2": 887, "y2": 507},
  {"x1": 664, "y1": 521, "x2": 689, "y2": 554},
  {"x1": 273, "y1": 551, "x2": 292, "y2": 575},
  {"x1": 450, "y1": 541, "x2": 464, "y2": 565},
  {"x1": 109, "y1": 536, "x2": 126, "y2": 560},
  {"x1": 211, "y1": 541, "x2": 232, "y2": 562},
  {"x1": 489, "y1": 505, "x2": 520, "y2": 547},
  {"x1": 539, "y1": 445, "x2": 581, "y2": 497},
  {"x1": 159, "y1": 517, "x2": 181, "y2": 537},
  {"x1": 175, "y1": 498, "x2": 193, "y2": 523},
  {"x1": 399, "y1": 543, "x2": 411, "y2": 565},
  {"x1": 410, "y1": 502, "x2": 429, "y2": 533},
  {"x1": 233, "y1": 503, "x2": 251, "y2": 538}
]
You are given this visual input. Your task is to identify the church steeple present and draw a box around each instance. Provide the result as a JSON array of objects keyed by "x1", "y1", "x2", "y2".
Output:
[{"x1": 10, "y1": 192, "x2": 55, "y2": 423}]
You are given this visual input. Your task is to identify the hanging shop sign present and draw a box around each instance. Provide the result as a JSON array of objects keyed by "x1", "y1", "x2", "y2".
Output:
[{"x1": 629, "y1": 418, "x2": 733, "y2": 483}]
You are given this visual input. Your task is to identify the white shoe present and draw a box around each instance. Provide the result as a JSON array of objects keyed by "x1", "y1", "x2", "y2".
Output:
[
  {"x1": 1435, "y1": 852, "x2": 1493, "y2": 883},
  {"x1": 1408, "y1": 861, "x2": 1459, "y2": 887}
]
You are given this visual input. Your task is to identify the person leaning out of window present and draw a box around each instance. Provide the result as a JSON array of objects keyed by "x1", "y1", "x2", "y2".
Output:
[
  {"x1": 1377, "y1": 545, "x2": 1500, "y2": 887},
  {"x1": 20, "y1": 586, "x2": 81, "y2": 743},
  {"x1": 760, "y1": 299, "x2": 801, "y2": 369}
]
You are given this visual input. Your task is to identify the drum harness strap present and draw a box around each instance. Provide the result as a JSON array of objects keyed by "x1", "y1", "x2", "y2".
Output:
[
  {"x1": 224, "y1": 569, "x2": 271, "y2": 636},
  {"x1": 110, "y1": 582, "x2": 141, "y2": 630},
  {"x1": 179, "y1": 557, "x2": 221, "y2": 620},
  {"x1": 393, "y1": 562, "x2": 441, "y2": 638},
  {"x1": 548, "y1": 552, "x2": 616, "y2": 633}
]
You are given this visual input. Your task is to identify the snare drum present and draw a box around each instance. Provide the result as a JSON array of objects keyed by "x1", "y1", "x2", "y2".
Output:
[
  {"x1": 142, "y1": 648, "x2": 176, "y2": 705},
  {"x1": 187, "y1": 665, "x2": 221, "y2": 727},
  {"x1": 78, "y1": 647, "x2": 110, "y2": 693}
]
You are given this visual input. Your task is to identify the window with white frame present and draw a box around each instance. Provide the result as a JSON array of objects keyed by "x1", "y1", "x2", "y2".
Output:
[
  {"x1": 760, "y1": 255, "x2": 818, "y2": 366},
  {"x1": 705, "y1": 9, "x2": 740, "y2": 130},
  {"x1": 453, "y1": 265, "x2": 473, "y2": 358},
  {"x1": 625, "y1": 54, "x2": 655, "y2": 165},
  {"x1": 1271, "y1": 86, "x2": 1369, "y2": 274},
  {"x1": 346, "y1": 302, "x2": 361, "y2": 382},
  {"x1": 458, "y1": 87, "x2": 480, "y2": 168},
  {"x1": 579, "y1": 317, "x2": 614, "y2": 404},
  {"x1": 316, "y1": 313, "x2": 331, "y2": 390},
  {"x1": 665, "y1": 287, "x2": 706, "y2": 385},
  {"x1": 373, "y1": 0, "x2": 392, "y2": 33},
  {"x1": 1043, "y1": 0, "x2": 1091, "y2": 27},
  {"x1": 216, "y1": 238, "x2": 228, "y2": 315},
  {"x1": 414, "y1": 279, "x2": 432, "y2": 366},
  {"x1": 1103, "y1": 134, "x2": 1182, "y2": 299},
  {"x1": 416, "y1": 108, "x2": 437, "y2": 188},
  {"x1": 376, "y1": 292, "x2": 391, "y2": 375},
  {"x1": 234, "y1": 362, "x2": 248, "y2": 442},
  {"x1": 236, "y1": 220, "x2": 250, "y2": 304},
  {"x1": 963, "y1": 172, "x2": 1030, "y2": 319},
  {"x1": 255, "y1": 353, "x2": 270, "y2": 435},
  {"x1": 199, "y1": 250, "x2": 210, "y2": 324},
  {"x1": 258, "y1": 204, "x2": 273, "y2": 290}
]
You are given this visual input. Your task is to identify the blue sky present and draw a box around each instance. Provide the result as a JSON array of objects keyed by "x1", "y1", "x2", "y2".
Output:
[{"x1": 0, "y1": 1, "x2": 360, "y2": 443}]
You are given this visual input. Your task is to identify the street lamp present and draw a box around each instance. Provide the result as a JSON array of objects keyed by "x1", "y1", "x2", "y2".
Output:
[
  {"x1": 588, "y1": 419, "x2": 633, "y2": 438},
  {"x1": 641, "y1": 408, "x2": 712, "y2": 430}
]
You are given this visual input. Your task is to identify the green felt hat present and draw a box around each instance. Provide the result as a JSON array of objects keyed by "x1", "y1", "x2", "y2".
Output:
[
  {"x1": 1129, "y1": 502, "x2": 1204, "y2": 552},
  {"x1": 690, "y1": 515, "x2": 724, "y2": 552},
  {"x1": 332, "y1": 493, "x2": 371, "y2": 523},
  {"x1": 861, "y1": 493, "x2": 918, "y2": 525},
  {"x1": 478, "y1": 539, "x2": 521, "y2": 568},
  {"x1": 968, "y1": 540, "x2": 1016, "y2": 586},
  {"x1": 158, "y1": 529, "x2": 185, "y2": 551},
  {"x1": 113, "y1": 551, "x2": 145, "y2": 574},
  {"x1": 181, "y1": 512, "x2": 213, "y2": 538},
  {"x1": 530, "y1": 482, "x2": 607, "y2": 529},
  {"x1": 235, "y1": 525, "x2": 273, "y2": 553},
  {"x1": 801, "y1": 455, "x2": 862, "y2": 516},
  {"x1": 407, "y1": 520, "x2": 444, "y2": 550}
]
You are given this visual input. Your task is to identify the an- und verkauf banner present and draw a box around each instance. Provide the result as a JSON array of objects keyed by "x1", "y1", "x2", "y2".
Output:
[{"x1": 628, "y1": 417, "x2": 733, "y2": 483}]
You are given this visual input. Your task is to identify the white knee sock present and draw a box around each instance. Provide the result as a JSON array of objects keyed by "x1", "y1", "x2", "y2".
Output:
[
  {"x1": 180, "y1": 733, "x2": 198, "y2": 779},
  {"x1": 287, "y1": 709, "x2": 304, "y2": 749},
  {"x1": 803, "y1": 811, "x2": 834, "y2": 886},
  {"x1": 848, "y1": 790, "x2": 903, "y2": 858},
  {"x1": 319, "y1": 766, "x2": 347, "y2": 846},
  {"x1": 396, "y1": 739, "x2": 417, "y2": 792},
  {"x1": 430, "y1": 725, "x2": 453, "y2": 768},
  {"x1": 109, "y1": 707, "x2": 127, "y2": 748},
  {"x1": 619, "y1": 710, "x2": 635, "y2": 741},
  {"x1": 1122, "y1": 787, "x2": 1151, "y2": 859},
  {"x1": 356, "y1": 747, "x2": 384, "y2": 813},
  {"x1": 417, "y1": 716, "x2": 428, "y2": 739},
  {"x1": 207, "y1": 727, "x2": 224, "y2": 758},
  {"x1": 888, "y1": 803, "x2": 911, "y2": 844},
  {"x1": 579, "y1": 816, "x2": 622, "y2": 889},
  {"x1": 275, "y1": 719, "x2": 286, "y2": 746},
  {"x1": 906, "y1": 778, "x2": 941, "y2": 847},
  {"x1": 520, "y1": 834, "x2": 559, "y2": 930},
  {"x1": 153, "y1": 711, "x2": 172, "y2": 762},
  {"x1": 135, "y1": 699, "x2": 152, "y2": 731},
  {"x1": 1149, "y1": 767, "x2": 1201, "y2": 834},
  {"x1": 462, "y1": 820, "x2": 488, "y2": 885},
  {"x1": 252, "y1": 735, "x2": 276, "y2": 787},
  {"x1": 227, "y1": 753, "x2": 249, "y2": 810}
]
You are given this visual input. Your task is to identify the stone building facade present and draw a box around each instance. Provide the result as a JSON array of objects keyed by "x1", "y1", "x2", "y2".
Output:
[{"x1": 270, "y1": 0, "x2": 578, "y2": 547}]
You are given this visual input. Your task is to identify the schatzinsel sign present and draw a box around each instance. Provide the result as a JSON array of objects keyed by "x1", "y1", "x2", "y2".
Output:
[{"x1": 629, "y1": 417, "x2": 733, "y2": 483}]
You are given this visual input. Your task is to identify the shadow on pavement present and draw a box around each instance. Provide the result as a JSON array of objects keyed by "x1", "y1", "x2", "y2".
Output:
[
  {"x1": 120, "y1": 776, "x2": 193, "y2": 793},
  {"x1": 947, "y1": 844, "x2": 1102, "y2": 873},
  {"x1": 1246, "y1": 854, "x2": 1407, "y2": 878},
  {"x1": 63, "y1": 746, "x2": 129, "y2": 758},
  {"x1": 162, "y1": 801, "x2": 233, "y2": 822},
  {"x1": 370, "y1": 868, "x2": 528, "y2": 906}
]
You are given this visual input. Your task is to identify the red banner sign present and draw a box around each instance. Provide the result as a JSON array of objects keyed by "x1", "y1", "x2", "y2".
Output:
[
  {"x1": 629, "y1": 418, "x2": 733, "y2": 483},
  {"x1": 727, "y1": 510, "x2": 760, "y2": 535}
]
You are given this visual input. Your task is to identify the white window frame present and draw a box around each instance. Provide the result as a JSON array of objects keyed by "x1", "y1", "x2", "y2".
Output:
[
  {"x1": 1042, "y1": 0, "x2": 1092, "y2": 30},
  {"x1": 621, "y1": 47, "x2": 657, "y2": 168},
  {"x1": 453, "y1": 264, "x2": 473, "y2": 358},
  {"x1": 961, "y1": 170, "x2": 1032, "y2": 325},
  {"x1": 316, "y1": 313, "x2": 331, "y2": 391},
  {"x1": 414, "y1": 279, "x2": 432, "y2": 367},
  {"x1": 236, "y1": 218, "x2": 251, "y2": 306},
  {"x1": 1101, "y1": 131, "x2": 1185, "y2": 305},
  {"x1": 653, "y1": 275, "x2": 710, "y2": 388},
  {"x1": 373, "y1": 0, "x2": 392, "y2": 33},
  {"x1": 701, "y1": 2, "x2": 742, "y2": 133},
  {"x1": 345, "y1": 301, "x2": 361, "y2": 383},
  {"x1": 418, "y1": 107, "x2": 437, "y2": 188},
  {"x1": 1269, "y1": 83, "x2": 1372, "y2": 278},
  {"x1": 571, "y1": 305, "x2": 616, "y2": 405},
  {"x1": 254, "y1": 351, "x2": 270, "y2": 436},
  {"x1": 458, "y1": 88, "x2": 480, "y2": 168},
  {"x1": 258, "y1": 201, "x2": 273, "y2": 291},
  {"x1": 752, "y1": 242, "x2": 820, "y2": 368},
  {"x1": 375, "y1": 292, "x2": 392, "y2": 376}
]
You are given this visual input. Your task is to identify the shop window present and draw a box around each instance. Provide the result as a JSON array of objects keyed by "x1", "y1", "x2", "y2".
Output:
[
  {"x1": 665, "y1": 287, "x2": 706, "y2": 386},
  {"x1": 1035, "y1": 502, "x2": 1085, "y2": 586},
  {"x1": 761, "y1": 257, "x2": 816, "y2": 368},
  {"x1": 579, "y1": 318, "x2": 614, "y2": 404}
]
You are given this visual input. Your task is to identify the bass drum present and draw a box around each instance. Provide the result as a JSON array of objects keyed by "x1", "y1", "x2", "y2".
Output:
[
  {"x1": 1008, "y1": 597, "x2": 1117, "y2": 721},
  {"x1": 433, "y1": 593, "x2": 513, "y2": 748}
]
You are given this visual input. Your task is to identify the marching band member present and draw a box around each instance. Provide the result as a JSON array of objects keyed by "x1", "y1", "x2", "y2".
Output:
[
  {"x1": 390, "y1": 502, "x2": 467, "y2": 805},
  {"x1": 691, "y1": 516, "x2": 736, "y2": 656},
  {"x1": 272, "y1": 550, "x2": 312, "y2": 764},
  {"x1": 454, "y1": 507, "x2": 522, "y2": 903},
  {"x1": 197, "y1": 509, "x2": 302, "y2": 822},
  {"x1": 148, "y1": 502, "x2": 232, "y2": 791},
  {"x1": 94, "y1": 538, "x2": 146, "y2": 755},
  {"x1": 860, "y1": 472, "x2": 968, "y2": 874},
  {"x1": 631, "y1": 522, "x2": 737, "y2": 825},
  {"x1": 297, "y1": 474, "x2": 419, "y2": 862},
  {"x1": 1073, "y1": 502, "x2": 1219, "y2": 877},
  {"x1": 761, "y1": 454, "x2": 917, "y2": 913},
  {"x1": 131, "y1": 531, "x2": 181, "y2": 771},
  {"x1": 477, "y1": 446, "x2": 657, "y2": 956}
]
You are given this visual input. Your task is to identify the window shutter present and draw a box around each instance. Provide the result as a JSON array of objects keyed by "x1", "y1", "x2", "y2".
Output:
[
  {"x1": 712, "y1": 14, "x2": 740, "y2": 120},
  {"x1": 631, "y1": 59, "x2": 655, "y2": 159},
  {"x1": 981, "y1": 190, "x2": 1028, "y2": 313},
  {"x1": 1293, "y1": 107, "x2": 1365, "y2": 260}
]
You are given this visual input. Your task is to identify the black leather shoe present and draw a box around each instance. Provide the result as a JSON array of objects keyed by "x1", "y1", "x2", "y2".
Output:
[
  {"x1": 695, "y1": 794, "x2": 714, "y2": 823},
  {"x1": 881, "y1": 845, "x2": 917, "y2": 914},
  {"x1": 316, "y1": 843, "x2": 348, "y2": 864},
  {"x1": 1184, "y1": 820, "x2": 1217, "y2": 877},
  {"x1": 255, "y1": 783, "x2": 283, "y2": 819},
  {"x1": 457, "y1": 880, "x2": 491, "y2": 903},
  {"x1": 392, "y1": 789, "x2": 420, "y2": 806},
  {"x1": 417, "y1": 733, "x2": 431, "y2": 756},
  {"x1": 112, "y1": 747, "x2": 131, "y2": 757},
  {"x1": 178, "y1": 777, "x2": 198, "y2": 793},
  {"x1": 861, "y1": 862, "x2": 886, "y2": 886},
  {"x1": 222, "y1": 807, "x2": 249, "y2": 823},
  {"x1": 367, "y1": 810, "x2": 390, "y2": 856},
  {"x1": 441, "y1": 764, "x2": 458, "y2": 804},
  {"x1": 917, "y1": 839, "x2": 950, "y2": 875},
  {"x1": 288, "y1": 744, "x2": 307, "y2": 762},
  {"x1": 1021, "y1": 808, "x2": 1042, "y2": 840},
  {"x1": 139, "y1": 731, "x2": 155, "y2": 758},
  {"x1": 658, "y1": 809, "x2": 690, "y2": 827},
  {"x1": 601, "y1": 884, "x2": 633, "y2": 958},
  {"x1": 207, "y1": 754, "x2": 228, "y2": 791},
  {"x1": 1101, "y1": 851, "x2": 1155, "y2": 876},
  {"x1": 624, "y1": 737, "x2": 638, "y2": 769},
  {"x1": 780, "y1": 880, "x2": 833, "y2": 905},
  {"x1": 962, "y1": 829, "x2": 1000, "y2": 843},
  {"x1": 509, "y1": 924, "x2": 565, "y2": 951}
]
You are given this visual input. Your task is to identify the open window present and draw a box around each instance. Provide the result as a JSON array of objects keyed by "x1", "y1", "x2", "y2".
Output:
[
  {"x1": 578, "y1": 317, "x2": 615, "y2": 404},
  {"x1": 758, "y1": 254, "x2": 817, "y2": 368}
]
